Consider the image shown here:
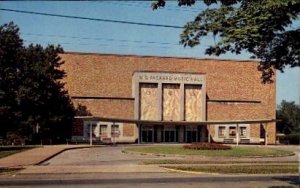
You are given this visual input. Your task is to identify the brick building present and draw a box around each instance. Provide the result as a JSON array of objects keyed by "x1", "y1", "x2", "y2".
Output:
[{"x1": 60, "y1": 52, "x2": 276, "y2": 144}]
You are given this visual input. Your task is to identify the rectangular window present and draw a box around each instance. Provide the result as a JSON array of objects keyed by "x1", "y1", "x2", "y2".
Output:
[
  {"x1": 229, "y1": 126, "x2": 236, "y2": 137},
  {"x1": 111, "y1": 124, "x2": 120, "y2": 136},
  {"x1": 100, "y1": 125, "x2": 107, "y2": 137},
  {"x1": 218, "y1": 126, "x2": 226, "y2": 137},
  {"x1": 88, "y1": 124, "x2": 97, "y2": 138},
  {"x1": 240, "y1": 127, "x2": 247, "y2": 137}
]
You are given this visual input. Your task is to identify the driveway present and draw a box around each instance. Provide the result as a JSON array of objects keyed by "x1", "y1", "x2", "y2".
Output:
[
  {"x1": 20, "y1": 145, "x2": 180, "y2": 174},
  {"x1": 43, "y1": 145, "x2": 181, "y2": 166}
]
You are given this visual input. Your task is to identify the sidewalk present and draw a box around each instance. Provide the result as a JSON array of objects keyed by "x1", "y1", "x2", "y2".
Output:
[
  {"x1": 0, "y1": 145, "x2": 92, "y2": 168},
  {"x1": 21, "y1": 164, "x2": 168, "y2": 174}
]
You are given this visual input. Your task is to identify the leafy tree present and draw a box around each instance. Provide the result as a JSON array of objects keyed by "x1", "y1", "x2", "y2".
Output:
[
  {"x1": 75, "y1": 104, "x2": 92, "y2": 116},
  {"x1": 0, "y1": 22, "x2": 75, "y2": 143},
  {"x1": 276, "y1": 100, "x2": 300, "y2": 134},
  {"x1": 152, "y1": 0, "x2": 300, "y2": 82},
  {"x1": 0, "y1": 22, "x2": 23, "y2": 137}
]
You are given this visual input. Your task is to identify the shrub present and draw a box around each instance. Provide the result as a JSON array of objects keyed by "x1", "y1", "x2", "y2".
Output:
[{"x1": 183, "y1": 142, "x2": 232, "y2": 150}]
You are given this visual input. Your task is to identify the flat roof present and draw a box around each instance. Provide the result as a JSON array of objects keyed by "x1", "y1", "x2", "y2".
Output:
[{"x1": 62, "y1": 51, "x2": 259, "y2": 63}]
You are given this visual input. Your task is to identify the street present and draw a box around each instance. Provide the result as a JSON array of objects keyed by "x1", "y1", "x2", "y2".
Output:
[
  {"x1": 0, "y1": 172, "x2": 299, "y2": 187},
  {"x1": 0, "y1": 145, "x2": 299, "y2": 187}
]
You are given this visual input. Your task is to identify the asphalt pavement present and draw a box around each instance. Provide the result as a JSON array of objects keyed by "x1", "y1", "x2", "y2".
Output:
[
  {"x1": 0, "y1": 144, "x2": 299, "y2": 187},
  {"x1": 0, "y1": 172, "x2": 299, "y2": 187}
]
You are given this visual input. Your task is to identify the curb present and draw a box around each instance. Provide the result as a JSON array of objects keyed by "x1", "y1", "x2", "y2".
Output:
[
  {"x1": 123, "y1": 150, "x2": 296, "y2": 158},
  {"x1": 161, "y1": 167, "x2": 220, "y2": 175}
]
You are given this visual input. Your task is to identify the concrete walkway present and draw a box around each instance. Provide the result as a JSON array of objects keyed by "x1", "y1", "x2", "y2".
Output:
[
  {"x1": 0, "y1": 145, "x2": 92, "y2": 168},
  {"x1": 21, "y1": 164, "x2": 167, "y2": 174}
]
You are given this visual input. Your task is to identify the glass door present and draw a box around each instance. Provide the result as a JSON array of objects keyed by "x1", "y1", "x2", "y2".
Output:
[
  {"x1": 141, "y1": 126, "x2": 153, "y2": 143},
  {"x1": 163, "y1": 125, "x2": 177, "y2": 142},
  {"x1": 186, "y1": 126, "x2": 198, "y2": 143}
]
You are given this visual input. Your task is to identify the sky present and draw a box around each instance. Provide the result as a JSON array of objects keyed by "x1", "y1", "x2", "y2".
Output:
[{"x1": 1, "y1": 1, "x2": 299, "y2": 105}]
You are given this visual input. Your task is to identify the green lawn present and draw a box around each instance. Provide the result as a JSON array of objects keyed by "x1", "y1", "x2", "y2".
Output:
[
  {"x1": 164, "y1": 164, "x2": 299, "y2": 174},
  {"x1": 0, "y1": 168, "x2": 23, "y2": 175},
  {"x1": 0, "y1": 146, "x2": 35, "y2": 159},
  {"x1": 126, "y1": 146, "x2": 294, "y2": 157},
  {"x1": 142, "y1": 159, "x2": 297, "y2": 165},
  {"x1": 0, "y1": 150, "x2": 22, "y2": 159}
]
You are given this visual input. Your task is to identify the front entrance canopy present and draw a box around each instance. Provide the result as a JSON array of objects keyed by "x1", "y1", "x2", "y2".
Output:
[
  {"x1": 76, "y1": 116, "x2": 276, "y2": 145},
  {"x1": 75, "y1": 116, "x2": 276, "y2": 125}
]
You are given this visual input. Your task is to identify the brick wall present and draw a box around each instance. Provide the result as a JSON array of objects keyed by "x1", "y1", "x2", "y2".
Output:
[
  {"x1": 123, "y1": 123, "x2": 135, "y2": 137},
  {"x1": 250, "y1": 124, "x2": 260, "y2": 138},
  {"x1": 267, "y1": 122, "x2": 276, "y2": 144},
  {"x1": 60, "y1": 52, "x2": 276, "y2": 143},
  {"x1": 60, "y1": 52, "x2": 275, "y2": 121},
  {"x1": 73, "y1": 99, "x2": 134, "y2": 119}
]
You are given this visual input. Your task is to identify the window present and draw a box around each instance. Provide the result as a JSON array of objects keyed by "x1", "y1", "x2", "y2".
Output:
[
  {"x1": 111, "y1": 124, "x2": 120, "y2": 137},
  {"x1": 100, "y1": 125, "x2": 107, "y2": 137},
  {"x1": 218, "y1": 126, "x2": 226, "y2": 137},
  {"x1": 229, "y1": 126, "x2": 236, "y2": 137},
  {"x1": 88, "y1": 124, "x2": 97, "y2": 138},
  {"x1": 240, "y1": 127, "x2": 247, "y2": 137}
]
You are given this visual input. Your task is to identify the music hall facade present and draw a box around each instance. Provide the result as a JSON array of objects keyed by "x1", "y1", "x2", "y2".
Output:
[{"x1": 60, "y1": 52, "x2": 276, "y2": 144}]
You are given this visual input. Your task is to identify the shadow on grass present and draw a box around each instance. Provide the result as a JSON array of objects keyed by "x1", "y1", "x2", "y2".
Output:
[
  {"x1": 0, "y1": 146, "x2": 38, "y2": 159},
  {"x1": 0, "y1": 167, "x2": 24, "y2": 175}
]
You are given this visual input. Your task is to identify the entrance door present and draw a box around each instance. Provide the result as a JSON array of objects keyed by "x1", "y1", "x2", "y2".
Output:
[
  {"x1": 186, "y1": 126, "x2": 198, "y2": 143},
  {"x1": 186, "y1": 131, "x2": 197, "y2": 143},
  {"x1": 163, "y1": 125, "x2": 178, "y2": 142},
  {"x1": 164, "y1": 130, "x2": 176, "y2": 142},
  {"x1": 141, "y1": 127, "x2": 153, "y2": 143}
]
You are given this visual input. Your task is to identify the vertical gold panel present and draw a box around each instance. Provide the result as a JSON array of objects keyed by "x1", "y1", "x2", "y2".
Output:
[
  {"x1": 185, "y1": 85, "x2": 202, "y2": 121},
  {"x1": 163, "y1": 84, "x2": 180, "y2": 121},
  {"x1": 140, "y1": 83, "x2": 159, "y2": 120}
]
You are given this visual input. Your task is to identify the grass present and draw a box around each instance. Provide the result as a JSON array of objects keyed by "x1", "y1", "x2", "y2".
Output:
[
  {"x1": 164, "y1": 164, "x2": 299, "y2": 174},
  {"x1": 142, "y1": 159, "x2": 298, "y2": 165},
  {"x1": 0, "y1": 146, "x2": 36, "y2": 159},
  {"x1": 0, "y1": 168, "x2": 24, "y2": 175},
  {"x1": 126, "y1": 146, "x2": 294, "y2": 157},
  {"x1": 0, "y1": 150, "x2": 23, "y2": 159}
]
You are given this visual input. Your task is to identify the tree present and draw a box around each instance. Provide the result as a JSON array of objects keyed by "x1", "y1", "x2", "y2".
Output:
[
  {"x1": 152, "y1": 0, "x2": 300, "y2": 82},
  {"x1": 276, "y1": 100, "x2": 300, "y2": 134},
  {"x1": 0, "y1": 22, "x2": 23, "y2": 137},
  {"x1": 75, "y1": 104, "x2": 92, "y2": 116},
  {"x1": 0, "y1": 22, "x2": 75, "y2": 143}
]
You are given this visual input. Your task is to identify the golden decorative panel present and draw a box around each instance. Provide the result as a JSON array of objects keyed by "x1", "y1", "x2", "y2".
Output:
[
  {"x1": 140, "y1": 83, "x2": 159, "y2": 120},
  {"x1": 163, "y1": 84, "x2": 180, "y2": 121},
  {"x1": 185, "y1": 85, "x2": 202, "y2": 121}
]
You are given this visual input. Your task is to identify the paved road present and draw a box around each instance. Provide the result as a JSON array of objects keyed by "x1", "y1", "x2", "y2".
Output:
[
  {"x1": 0, "y1": 173, "x2": 299, "y2": 187},
  {"x1": 21, "y1": 145, "x2": 179, "y2": 174},
  {"x1": 1, "y1": 145, "x2": 299, "y2": 187},
  {"x1": 43, "y1": 145, "x2": 163, "y2": 166},
  {"x1": 44, "y1": 145, "x2": 299, "y2": 166}
]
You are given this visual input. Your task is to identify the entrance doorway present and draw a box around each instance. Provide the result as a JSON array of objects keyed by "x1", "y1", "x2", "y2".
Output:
[
  {"x1": 164, "y1": 130, "x2": 176, "y2": 142},
  {"x1": 185, "y1": 126, "x2": 199, "y2": 143},
  {"x1": 163, "y1": 125, "x2": 178, "y2": 142},
  {"x1": 141, "y1": 126, "x2": 153, "y2": 143}
]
